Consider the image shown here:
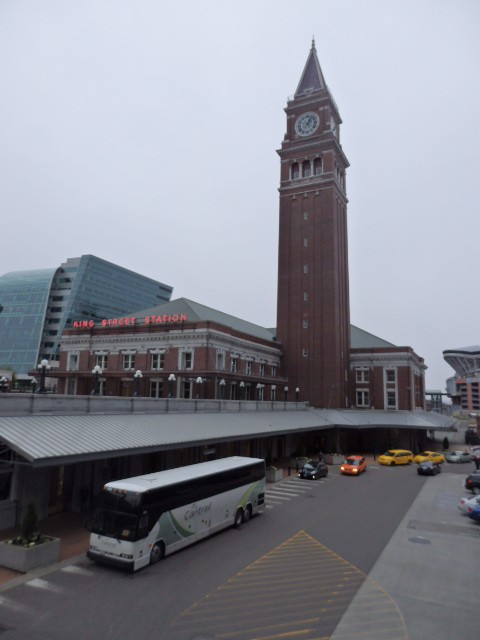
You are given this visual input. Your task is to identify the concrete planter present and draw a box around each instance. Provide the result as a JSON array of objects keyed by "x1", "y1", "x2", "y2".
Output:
[
  {"x1": 0, "y1": 536, "x2": 61, "y2": 572},
  {"x1": 325, "y1": 454, "x2": 344, "y2": 465},
  {"x1": 266, "y1": 467, "x2": 283, "y2": 482}
]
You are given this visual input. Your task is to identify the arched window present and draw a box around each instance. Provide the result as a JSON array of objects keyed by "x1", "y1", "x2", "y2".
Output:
[
  {"x1": 302, "y1": 161, "x2": 311, "y2": 177},
  {"x1": 291, "y1": 163, "x2": 299, "y2": 179},
  {"x1": 313, "y1": 158, "x2": 322, "y2": 175}
]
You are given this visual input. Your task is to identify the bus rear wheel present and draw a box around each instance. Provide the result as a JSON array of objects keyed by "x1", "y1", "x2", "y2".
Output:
[
  {"x1": 243, "y1": 505, "x2": 252, "y2": 523},
  {"x1": 234, "y1": 508, "x2": 244, "y2": 528},
  {"x1": 150, "y1": 541, "x2": 165, "y2": 565}
]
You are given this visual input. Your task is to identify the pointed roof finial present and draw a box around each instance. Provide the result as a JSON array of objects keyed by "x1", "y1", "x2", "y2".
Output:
[{"x1": 295, "y1": 40, "x2": 326, "y2": 97}]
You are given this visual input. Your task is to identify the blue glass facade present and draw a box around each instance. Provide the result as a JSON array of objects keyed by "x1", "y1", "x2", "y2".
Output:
[
  {"x1": 0, "y1": 269, "x2": 56, "y2": 375},
  {"x1": 0, "y1": 255, "x2": 173, "y2": 374}
]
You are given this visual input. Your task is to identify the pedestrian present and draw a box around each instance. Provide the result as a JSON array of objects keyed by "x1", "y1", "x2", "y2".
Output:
[
  {"x1": 474, "y1": 454, "x2": 480, "y2": 471},
  {"x1": 318, "y1": 450, "x2": 323, "y2": 463}
]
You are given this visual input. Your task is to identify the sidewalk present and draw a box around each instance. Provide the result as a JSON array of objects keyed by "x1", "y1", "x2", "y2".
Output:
[{"x1": 0, "y1": 511, "x2": 90, "y2": 586}]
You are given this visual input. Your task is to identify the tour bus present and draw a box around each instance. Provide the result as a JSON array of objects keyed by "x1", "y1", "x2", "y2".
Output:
[{"x1": 87, "y1": 456, "x2": 266, "y2": 572}]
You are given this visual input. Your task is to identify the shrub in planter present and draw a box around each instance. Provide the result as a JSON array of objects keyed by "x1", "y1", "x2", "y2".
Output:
[{"x1": 0, "y1": 502, "x2": 61, "y2": 572}]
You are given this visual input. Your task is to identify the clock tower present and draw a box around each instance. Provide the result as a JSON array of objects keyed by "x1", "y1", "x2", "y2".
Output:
[{"x1": 276, "y1": 41, "x2": 350, "y2": 408}]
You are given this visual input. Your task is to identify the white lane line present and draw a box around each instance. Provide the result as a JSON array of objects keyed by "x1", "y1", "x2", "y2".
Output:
[
  {"x1": 0, "y1": 595, "x2": 32, "y2": 614},
  {"x1": 265, "y1": 493, "x2": 291, "y2": 501},
  {"x1": 61, "y1": 565, "x2": 94, "y2": 576},
  {"x1": 26, "y1": 578, "x2": 63, "y2": 594}
]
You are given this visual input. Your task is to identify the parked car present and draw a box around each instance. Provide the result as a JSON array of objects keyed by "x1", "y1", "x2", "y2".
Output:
[
  {"x1": 378, "y1": 449, "x2": 414, "y2": 466},
  {"x1": 340, "y1": 455, "x2": 367, "y2": 475},
  {"x1": 464, "y1": 472, "x2": 480, "y2": 495},
  {"x1": 417, "y1": 461, "x2": 442, "y2": 476},
  {"x1": 467, "y1": 504, "x2": 480, "y2": 522},
  {"x1": 458, "y1": 494, "x2": 480, "y2": 514},
  {"x1": 298, "y1": 461, "x2": 328, "y2": 480},
  {"x1": 413, "y1": 451, "x2": 445, "y2": 464},
  {"x1": 445, "y1": 450, "x2": 472, "y2": 464}
]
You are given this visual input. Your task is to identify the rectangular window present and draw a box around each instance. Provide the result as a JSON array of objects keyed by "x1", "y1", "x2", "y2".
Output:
[
  {"x1": 303, "y1": 349, "x2": 308, "y2": 357},
  {"x1": 385, "y1": 369, "x2": 396, "y2": 383},
  {"x1": 66, "y1": 378, "x2": 77, "y2": 395},
  {"x1": 181, "y1": 351, "x2": 193, "y2": 370},
  {"x1": 259, "y1": 364, "x2": 265, "y2": 377},
  {"x1": 356, "y1": 390, "x2": 369, "y2": 407},
  {"x1": 303, "y1": 264, "x2": 308, "y2": 274},
  {"x1": 151, "y1": 353, "x2": 165, "y2": 370},
  {"x1": 271, "y1": 365, "x2": 277, "y2": 377},
  {"x1": 96, "y1": 354, "x2": 108, "y2": 370},
  {"x1": 150, "y1": 380, "x2": 163, "y2": 398},
  {"x1": 216, "y1": 352, "x2": 225, "y2": 370},
  {"x1": 303, "y1": 238, "x2": 308, "y2": 247},
  {"x1": 355, "y1": 368, "x2": 369, "y2": 383},
  {"x1": 245, "y1": 360, "x2": 252, "y2": 375},
  {"x1": 386, "y1": 391, "x2": 397, "y2": 408},
  {"x1": 68, "y1": 354, "x2": 78, "y2": 371},
  {"x1": 303, "y1": 211, "x2": 308, "y2": 220},
  {"x1": 230, "y1": 357, "x2": 238, "y2": 373},
  {"x1": 122, "y1": 354, "x2": 135, "y2": 370},
  {"x1": 303, "y1": 292, "x2": 308, "y2": 301}
]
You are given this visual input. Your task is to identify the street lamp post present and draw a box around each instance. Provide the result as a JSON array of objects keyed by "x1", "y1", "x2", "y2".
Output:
[
  {"x1": 219, "y1": 379, "x2": 226, "y2": 399},
  {"x1": 239, "y1": 381, "x2": 245, "y2": 400},
  {"x1": 133, "y1": 370, "x2": 143, "y2": 397},
  {"x1": 295, "y1": 387, "x2": 300, "y2": 402},
  {"x1": 284, "y1": 385, "x2": 289, "y2": 402},
  {"x1": 37, "y1": 359, "x2": 51, "y2": 394},
  {"x1": 0, "y1": 376, "x2": 8, "y2": 393},
  {"x1": 168, "y1": 373, "x2": 176, "y2": 398},
  {"x1": 271, "y1": 384, "x2": 276, "y2": 401},
  {"x1": 91, "y1": 364, "x2": 102, "y2": 395},
  {"x1": 196, "y1": 376, "x2": 203, "y2": 399}
]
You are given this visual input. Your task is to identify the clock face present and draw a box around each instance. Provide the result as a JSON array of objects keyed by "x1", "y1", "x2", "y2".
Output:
[{"x1": 295, "y1": 112, "x2": 320, "y2": 137}]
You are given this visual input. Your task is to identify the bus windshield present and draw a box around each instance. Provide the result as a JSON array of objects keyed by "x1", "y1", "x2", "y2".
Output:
[
  {"x1": 88, "y1": 488, "x2": 142, "y2": 540},
  {"x1": 90, "y1": 508, "x2": 139, "y2": 540}
]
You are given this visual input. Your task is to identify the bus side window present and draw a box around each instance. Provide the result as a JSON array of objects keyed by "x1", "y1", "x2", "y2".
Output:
[{"x1": 138, "y1": 512, "x2": 149, "y2": 538}]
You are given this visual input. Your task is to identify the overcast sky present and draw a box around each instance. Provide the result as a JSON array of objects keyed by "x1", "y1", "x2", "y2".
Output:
[{"x1": 1, "y1": 1, "x2": 479, "y2": 392}]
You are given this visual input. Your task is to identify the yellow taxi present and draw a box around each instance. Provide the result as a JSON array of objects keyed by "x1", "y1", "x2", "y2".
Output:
[
  {"x1": 378, "y1": 449, "x2": 414, "y2": 466},
  {"x1": 413, "y1": 451, "x2": 445, "y2": 464}
]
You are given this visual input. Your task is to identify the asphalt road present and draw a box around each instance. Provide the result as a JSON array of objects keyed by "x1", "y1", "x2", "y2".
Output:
[{"x1": 0, "y1": 461, "x2": 477, "y2": 639}]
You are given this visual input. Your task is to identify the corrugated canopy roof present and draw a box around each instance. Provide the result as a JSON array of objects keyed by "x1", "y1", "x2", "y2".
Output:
[{"x1": 0, "y1": 409, "x2": 454, "y2": 468}]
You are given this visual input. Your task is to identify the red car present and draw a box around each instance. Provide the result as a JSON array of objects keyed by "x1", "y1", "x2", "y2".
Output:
[{"x1": 340, "y1": 455, "x2": 367, "y2": 475}]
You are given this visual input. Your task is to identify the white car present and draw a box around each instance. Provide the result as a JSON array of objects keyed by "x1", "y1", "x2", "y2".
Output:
[{"x1": 458, "y1": 494, "x2": 480, "y2": 514}]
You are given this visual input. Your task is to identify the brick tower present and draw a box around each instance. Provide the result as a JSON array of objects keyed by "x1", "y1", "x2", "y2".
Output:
[{"x1": 276, "y1": 41, "x2": 350, "y2": 408}]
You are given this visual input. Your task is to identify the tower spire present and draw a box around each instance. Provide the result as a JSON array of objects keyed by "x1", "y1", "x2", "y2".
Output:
[{"x1": 295, "y1": 40, "x2": 327, "y2": 97}]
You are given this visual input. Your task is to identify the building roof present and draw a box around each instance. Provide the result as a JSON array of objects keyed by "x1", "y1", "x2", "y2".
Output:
[
  {"x1": 133, "y1": 298, "x2": 277, "y2": 342},
  {"x1": 295, "y1": 39, "x2": 327, "y2": 96},
  {"x1": 350, "y1": 325, "x2": 396, "y2": 349},
  {"x1": 0, "y1": 408, "x2": 454, "y2": 468},
  {"x1": 443, "y1": 346, "x2": 480, "y2": 377}
]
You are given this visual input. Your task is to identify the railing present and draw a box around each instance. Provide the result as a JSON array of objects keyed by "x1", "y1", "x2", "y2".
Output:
[{"x1": 0, "y1": 393, "x2": 309, "y2": 417}]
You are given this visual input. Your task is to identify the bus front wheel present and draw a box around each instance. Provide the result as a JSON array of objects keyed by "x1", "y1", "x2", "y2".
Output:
[
  {"x1": 234, "y1": 508, "x2": 244, "y2": 528},
  {"x1": 150, "y1": 541, "x2": 165, "y2": 565}
]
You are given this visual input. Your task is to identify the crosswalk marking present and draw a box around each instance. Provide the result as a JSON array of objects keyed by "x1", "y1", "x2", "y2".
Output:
[{"x1": 26, "y1": 578, "x2": 63, "y2": 594}]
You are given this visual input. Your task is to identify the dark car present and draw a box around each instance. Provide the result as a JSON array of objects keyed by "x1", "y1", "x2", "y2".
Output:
[
  {"x1": 417, "y1": 461, "x2": 441, "y2": 476},
  {"x1": 298, "y1": 461, "x2": 328, "y2": 480},
  {"x1": 465, "y1": 472, "x2": 480, "y2": 495}
]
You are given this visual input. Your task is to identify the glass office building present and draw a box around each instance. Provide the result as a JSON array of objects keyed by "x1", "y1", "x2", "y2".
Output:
[{"x1": 0, "y1": 255, "x2": 173, "y2": 375}]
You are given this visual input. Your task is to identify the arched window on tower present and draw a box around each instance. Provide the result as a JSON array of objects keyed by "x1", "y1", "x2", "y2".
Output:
[
  {"x1": 313, "y1": 158, "x2": 322, "y2": 175},
  {"x1": 302, "y1": 161, "x2": 311, "y2": 178},
  {"x1": 291, "y1": 163, "x2": 299, "y2": 180}
]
